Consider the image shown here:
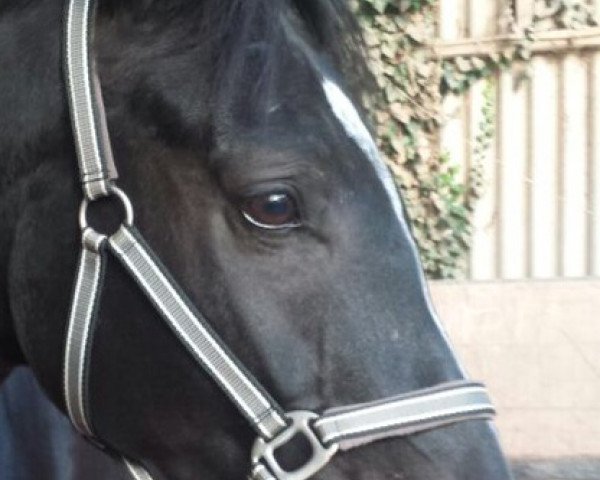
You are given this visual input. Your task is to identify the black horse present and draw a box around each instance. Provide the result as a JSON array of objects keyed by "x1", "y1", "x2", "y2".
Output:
[
  {"x1": 1, "y1": 367, "x2": 134, "y2": 480},
  {"x1": 0, "y1": 0, "x2": 513, "y2": 479}
]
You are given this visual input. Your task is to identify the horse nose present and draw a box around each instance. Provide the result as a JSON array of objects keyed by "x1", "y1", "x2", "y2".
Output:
[{"x1": 411, "y1": 421, "x2": 514, "y2": 480}]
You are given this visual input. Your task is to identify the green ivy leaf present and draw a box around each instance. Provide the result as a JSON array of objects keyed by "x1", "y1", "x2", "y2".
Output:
[{"x1": 352, "y1": 0, "x2": 504, "y2": 279}]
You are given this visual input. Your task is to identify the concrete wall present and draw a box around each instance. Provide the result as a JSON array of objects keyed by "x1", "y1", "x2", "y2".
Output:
[{"x1": 429, "y1": 280, "x2": 600, "y2": 458}]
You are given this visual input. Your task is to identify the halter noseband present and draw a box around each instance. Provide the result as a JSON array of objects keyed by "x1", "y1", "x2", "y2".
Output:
[{"x1": 62, "y1": 1, "x2": 496, "y2": 479}]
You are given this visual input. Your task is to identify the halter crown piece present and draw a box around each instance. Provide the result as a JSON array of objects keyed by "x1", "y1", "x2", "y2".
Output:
[{"x1": 62, "y1": 1, "x2": 496, "y2": 479}]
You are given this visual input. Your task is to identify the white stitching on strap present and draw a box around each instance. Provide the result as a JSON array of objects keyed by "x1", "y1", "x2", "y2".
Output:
[
  {"x1": 65, "y1": 0, "x2": 115, "y2": 199},
  {"x1": 124, "y1": 459, "x2": 155, "y2": 480},
  {"x1": 314, "y1": 384, "x2": 494, "y2": 445},
  {"x1": 63, "y1": 245, "x2": 103, "y2": 437},
  {"x1": 108, "y1": 225, "x2": 288, "y2": 439},
  {"x1": 63, "y1": 3, "x2": 498, "y2": 480}
]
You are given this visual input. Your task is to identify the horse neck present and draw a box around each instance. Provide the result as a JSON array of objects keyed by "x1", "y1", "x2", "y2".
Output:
[{"x1": 0, "y1": 1, "x2": 69, "y2": 379}]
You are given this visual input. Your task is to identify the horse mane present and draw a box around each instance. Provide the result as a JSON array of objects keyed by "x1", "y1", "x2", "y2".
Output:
[
  {"x1": 288, "y1": 0, "x2": 373, "y2": 99},
  {"x1": 98, "y1": 0, "x2": 373, "y2": 103}
]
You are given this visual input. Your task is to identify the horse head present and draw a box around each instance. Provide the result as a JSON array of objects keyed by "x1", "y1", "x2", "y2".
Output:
[{"x1": 0, "y1": 1, "x2": 512, "y2": 479}]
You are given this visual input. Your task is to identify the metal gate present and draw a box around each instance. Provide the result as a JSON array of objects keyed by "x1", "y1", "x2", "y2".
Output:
[{"x1": 436, "y1": 0, "x2": 600, "y2": 280}]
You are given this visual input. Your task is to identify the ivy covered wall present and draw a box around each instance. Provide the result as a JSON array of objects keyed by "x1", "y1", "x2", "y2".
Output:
[
  {"x1": 351, "y1": 0, "x2": 597, "y2": 279},
  {"x1": 352, "y1": 0, "x2": 480, "y2": 279}
]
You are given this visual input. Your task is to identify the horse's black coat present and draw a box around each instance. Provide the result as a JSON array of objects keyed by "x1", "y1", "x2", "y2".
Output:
[
  {"x1": 1, "y1": 367, "x2": 132, "y2": 480},
  {"x1": 0, "y1": 1, "x2": 513, "y2": 479}
]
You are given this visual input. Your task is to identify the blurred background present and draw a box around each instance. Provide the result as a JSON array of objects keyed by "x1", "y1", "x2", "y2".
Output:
[{"x1": 352, "y1": 0, "x2": 600, "y2": 478}]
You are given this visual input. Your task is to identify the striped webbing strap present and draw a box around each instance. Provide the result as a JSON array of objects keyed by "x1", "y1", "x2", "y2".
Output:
[
  {"x1": 248, "y1": 383, "x2": 494, "y2": 480},
  {"x1": 64, "y1": 225, "x2": 496, "y2": 480},
  {"x1": 62, "y1": 1, "x2": 497, "y2": 480},
  {"x1": 65, "y1": 0, "x2": 117, "y2": 200},
  {"x1": 63, "y1": 224, "x2": 289, "y2": 477}
]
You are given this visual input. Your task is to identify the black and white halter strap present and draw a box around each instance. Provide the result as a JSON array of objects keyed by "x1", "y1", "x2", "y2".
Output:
[{"x1": 62, "y1": 1, "x2": 496, "y2": 479}]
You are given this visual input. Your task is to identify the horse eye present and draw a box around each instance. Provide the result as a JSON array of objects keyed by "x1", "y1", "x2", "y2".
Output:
[{"x1": 241, "y1": 192, "x2": 300, "y2": 229}]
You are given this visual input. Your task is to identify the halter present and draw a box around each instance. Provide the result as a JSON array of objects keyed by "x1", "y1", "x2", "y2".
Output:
[{"x1": 62, "y1": 1, "x2": 496, "y2": 479}]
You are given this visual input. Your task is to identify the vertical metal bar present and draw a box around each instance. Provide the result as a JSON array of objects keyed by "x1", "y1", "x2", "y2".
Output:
[
  {"x1": 589, "y1": 53, "x2": 600, "y2": 276},
  {"x1": 561, "y1": 54, "x2": 589, "y2": 277},
  {"x1": 498, "y1": 68, "x2": 528, "y2": 279},
  {"x1": 557, "y1": 55, "x2": 566, "y2": 277},
  {"x1": 525, "y1": 67, "x2": 533, "y2": 278},
  {"x1": 469, "y1": 78, "x2": 500, "y2": 280},
  {"x1": 530, "y1": 56, "x2": 560, "y2": 278},
  {"x1": 464, "y1": 87, "x2": 473, "y2": 278},
  {"x1": 495, "y1": 71, "x2": 504, "y2": 278}
]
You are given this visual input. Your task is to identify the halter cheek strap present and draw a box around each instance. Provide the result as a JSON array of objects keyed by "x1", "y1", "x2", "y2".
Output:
[{"x1": 62, "y1": 1, "x2": 496, "y2": 479}]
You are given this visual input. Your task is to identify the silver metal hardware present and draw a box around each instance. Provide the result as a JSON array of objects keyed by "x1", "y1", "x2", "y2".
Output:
[
  {"x1": 251, "y1": 411, "x2": 338, "y2": 480},
  {"x1": 79, "y1": 185, "x2": 134, "y2": 239}
]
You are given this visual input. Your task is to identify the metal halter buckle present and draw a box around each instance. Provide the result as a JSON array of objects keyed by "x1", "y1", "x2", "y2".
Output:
[
  {"x1": 79, "y1": 185, "x2": 134, "y2": 242},
  {"x1": 251, "y1": 411, "x2": 338, "y2": 480}
]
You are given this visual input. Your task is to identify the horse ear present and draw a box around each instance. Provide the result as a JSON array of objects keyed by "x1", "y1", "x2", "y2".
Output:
[{"x1": 290, "y1": 0, "x2": 375, "y2": 99}]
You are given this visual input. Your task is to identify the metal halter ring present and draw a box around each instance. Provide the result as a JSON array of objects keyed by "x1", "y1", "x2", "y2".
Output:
[
  {"x1": 79, "y1": 185, "x2": 134, "y2": 241},
  {"x1": 251, "y1": 411, "x2": 339, "y2": 480}
]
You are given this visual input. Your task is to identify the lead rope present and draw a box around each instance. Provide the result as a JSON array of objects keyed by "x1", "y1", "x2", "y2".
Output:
[{"x1": 62, "y1": 1, "x2": 497, "y2": 479}]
